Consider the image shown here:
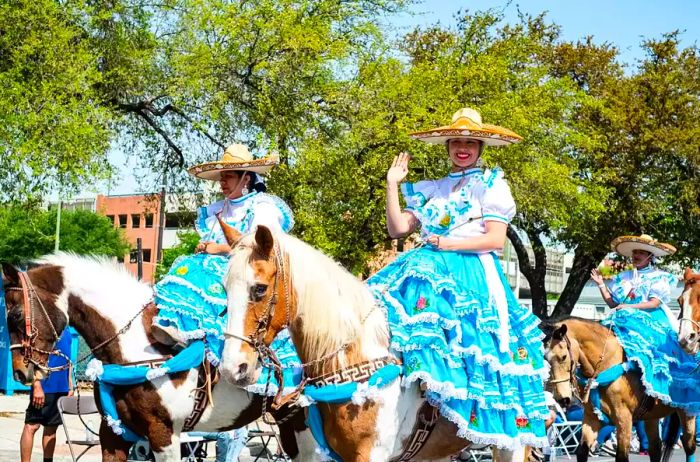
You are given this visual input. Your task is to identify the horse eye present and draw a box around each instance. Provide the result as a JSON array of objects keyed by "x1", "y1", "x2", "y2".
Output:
[
  {"x1": 562, "y1": 354, "x2": 568, "y2": 361},
  {"x1": 251, "y1": 283, "x2": 268, "y2": 301}
]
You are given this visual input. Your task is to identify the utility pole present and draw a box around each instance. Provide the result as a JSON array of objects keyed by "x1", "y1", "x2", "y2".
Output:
[
  {"x1": 136, "y1": 238, "x2": 143, "y2": 281},
  {"x1": 156, "y1": 171, "x2": 167, "y2": 263},
  {"x1": 54, "y1": 200, "x2": 62, "y2": 252}
]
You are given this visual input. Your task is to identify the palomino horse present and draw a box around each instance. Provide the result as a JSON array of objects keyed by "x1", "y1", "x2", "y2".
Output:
[
  {"x1": 679, "y1": 268, "x2": 700, "y2": 355},
  {"x1": 543, "y1": 318, "x2": 696, "y2": 462},
  {"x1": 2, "y1": 254, "x2": 317, "y2": 462},
  {"x1": 217, "y1": 225, "x2": 528, "y2": 462}
]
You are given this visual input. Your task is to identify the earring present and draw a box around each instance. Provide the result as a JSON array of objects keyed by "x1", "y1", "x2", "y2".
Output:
[{"x1": 241, "y1": 186, "x2": 249, "y2": 196}]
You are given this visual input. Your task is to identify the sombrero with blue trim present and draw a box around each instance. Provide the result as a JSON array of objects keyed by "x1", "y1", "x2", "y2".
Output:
[
  {"x1": 188, "y1": 144, "x2": 278, "y2": 180},
  {"x1": 409, "y1": 108, "x2": 523, "y2": 146},
  {"x1": 611, "y1": 234, "x2": 676, "y2": 258}
]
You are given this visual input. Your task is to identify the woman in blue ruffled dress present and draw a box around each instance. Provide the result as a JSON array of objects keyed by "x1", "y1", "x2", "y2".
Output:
[
  {"x1": 151, "y1": 144, "x2": 294, "y2": 366},
  {"x1": 367, "y1": 108, "x2": 549, "y2": 449},
  {"x1": 592, "y1": 234, "x2": 700, "y2": 413}
]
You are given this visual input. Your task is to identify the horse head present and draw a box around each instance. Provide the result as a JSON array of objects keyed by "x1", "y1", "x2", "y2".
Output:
[
  {"x1": 678, "y1": 267, "x2": 700, "y2": 355},
  {"x1": 542, "y1": 323, "x2": 579, "y2": 408},
  {"x1": 2, "y1": 262, "x2": 67, "y2": 385},
  {"x1": 219, "y1": 223, "x2": 292, "y2": 385}
]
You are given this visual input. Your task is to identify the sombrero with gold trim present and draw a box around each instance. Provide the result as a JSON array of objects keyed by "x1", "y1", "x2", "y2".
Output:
[
  {"x1": 409, "y1": 108, "x2": 523, "y2": 146},
  {"x1": 611, "y1": 234, "x2": 677, "y2": 258},
  {"x1": 188, "y1": 144, "x2": 278, "y2": 180}
]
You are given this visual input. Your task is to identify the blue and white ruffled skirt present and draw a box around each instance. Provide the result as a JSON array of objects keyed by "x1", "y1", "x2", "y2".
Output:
[
  {"x1": 154, "y1": 254, "x2": 229, "y2": 364},
  {"x1": 368, "y1": 247, "x2": 549, "y2": 449},
  {"x1": 602, "y1": 308, "x2": 700, "y2": 414}
]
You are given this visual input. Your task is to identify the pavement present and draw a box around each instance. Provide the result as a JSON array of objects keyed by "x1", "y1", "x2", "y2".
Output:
[
  {"x1": 0, "y1": 391, "x2": 277, "y2": 461},
  {"x1": 1, "y1": 391, "x2": 698, "y2": 461}
]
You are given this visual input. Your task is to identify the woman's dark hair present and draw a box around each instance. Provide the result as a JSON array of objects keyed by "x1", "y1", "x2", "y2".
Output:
[{"x1": 245, "y1": 171, "x2": 266, "y2": 193}]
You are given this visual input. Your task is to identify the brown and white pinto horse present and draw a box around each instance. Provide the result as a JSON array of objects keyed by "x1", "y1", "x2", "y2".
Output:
[
  {"x1": 679, "y1": 268, "x2": 700, "y2": 355},
  {"x1": 543, "y1": 318, "x2": 696, "y2": 462},
  {"x1": 217, "y1": 225, "x2": 527, "y2": 462},
  {"x1": 2, "y1": 253, "x2": 318, "y2": 462}
]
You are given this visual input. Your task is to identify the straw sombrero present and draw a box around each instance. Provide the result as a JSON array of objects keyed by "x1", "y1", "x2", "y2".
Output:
[
  {"x1": 188, "y1": 144, "x2": 278, "y2": 180},
  {"x1": 611, "y1": 234, "x2": 677, "y2": 258},
  {"x1": 409, "y1": 108, "x2": 523, "y2": 146}
]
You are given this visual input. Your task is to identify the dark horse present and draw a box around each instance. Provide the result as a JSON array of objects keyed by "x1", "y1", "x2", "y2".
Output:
[
  {"x1": 543, "y1": 318, "x2": 696, "y2": 462},
  {"x1": 2, "y1": 254, "x2": 318, "y2": 462}
]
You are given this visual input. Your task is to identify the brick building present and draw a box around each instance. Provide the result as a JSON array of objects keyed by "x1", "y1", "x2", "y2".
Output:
[{"x1": 95, "y1": 194, "x2": 163, "y2": 283}]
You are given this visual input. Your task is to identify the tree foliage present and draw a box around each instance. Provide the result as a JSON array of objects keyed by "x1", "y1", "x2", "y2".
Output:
[{"x1": 0, "y1": 205, "x2": 130, "y2": 263}]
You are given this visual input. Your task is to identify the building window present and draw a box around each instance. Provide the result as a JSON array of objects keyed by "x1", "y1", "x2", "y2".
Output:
[
  {"x1": 142, "y1": 249, "x2": 152, "y2": 262},
  {"x1": 145, "y1": 213, "x2": 154, "y2": 228},
  {"x1": 106, "y1": 215, "x2": 115, "y2": 225},
  {"x1": 165, "y1": 211, "x2": 196, "y2": 228},
  {"x1": 131, "y1": 214, "x2": 141, "y2": 228},
  {"x1": 118, "y1": 214, "x2": 127, "y2": 228}
]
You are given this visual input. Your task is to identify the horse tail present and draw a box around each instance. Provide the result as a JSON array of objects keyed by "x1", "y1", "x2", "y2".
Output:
[{"x1": 661, "y1": 412, "x2": 681, "y2": 462}]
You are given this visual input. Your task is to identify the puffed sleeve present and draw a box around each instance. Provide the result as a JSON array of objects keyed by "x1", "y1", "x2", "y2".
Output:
[
  {"x1": 648, "y1": 273, "x2": 674, "y2": 305},
  {"x1": 481, "y1": 168, "x2": 516, "y2": 224},
  {"x1": 249, "y1": 194, "x2": 295, "y2": 234},
  {"x1": 400, "y1": 180, "x2": 436, "y2": 213}
]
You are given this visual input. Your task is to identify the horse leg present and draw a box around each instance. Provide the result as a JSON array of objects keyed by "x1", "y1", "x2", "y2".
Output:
[
  {"x1": 99, "y1": 420, "x2": 132, "y2": 462},
  {"x1": 679, "y1": 412, "x2": 697, "y2": 462},
  {"x1": 614, "y1": 411, "x2": 633, "y2": 462},
  {"x1": 577, "y1": 412, "x2": 602, "y2": 462},
  {"x1": 151, "y1": 434, "x2": 181, "y2": 462},
  {"x1": 644, "y1": 419, "x2": 661, "y2": 462}
]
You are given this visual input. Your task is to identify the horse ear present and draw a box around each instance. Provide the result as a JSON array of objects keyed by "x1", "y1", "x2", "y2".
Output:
[
  {"x1": 1, "y1": 263, "x2": 19, "y2": 288},
  {"x1": 254, "y1": 225, "x2": 274, "y2": 258},
  {"x1": 684, "y1": 267, "x2": 693, "y2": 282},
  {"x1": 217, "y1": 213, "x2": 242, "y2": 247},
  {"x1": 552, "y1": 324, "x2": 568, "y2": 340}
]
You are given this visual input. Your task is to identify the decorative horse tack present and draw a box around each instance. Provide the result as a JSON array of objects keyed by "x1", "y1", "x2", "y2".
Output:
[{"x1": 222, "y1": 229, "x2": 455, "y2": 462}]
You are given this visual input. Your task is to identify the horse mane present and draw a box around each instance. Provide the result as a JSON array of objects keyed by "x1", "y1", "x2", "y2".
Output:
[
  {"x1": 271, "y1": 234, "x2": 388, "y2": 364},
  {"x1": 34, "y1": 252, "x2": 152, "y2": 319},
  {"x1": 542, "y1": 315, "x2": 609, "y2": 342}
]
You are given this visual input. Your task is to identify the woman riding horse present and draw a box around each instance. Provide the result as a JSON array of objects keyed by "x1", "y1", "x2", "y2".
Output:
[
  {"x1": 591, "y1": 234, "x2": 700, "y2": 413},
  {"x1": 368, "y1": 108, "x2": 549, "y2": 449},
  {"x1": 151, "y1": 143, "x2": 294, "y2": 363}
]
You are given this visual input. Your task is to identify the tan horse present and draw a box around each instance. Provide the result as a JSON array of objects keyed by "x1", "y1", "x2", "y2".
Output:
[
  {"x1": 543, "y1": 318, "x2": 696, "y2": 462},
  {"x1": 216, "y1": 224, "x2": 533, "y2": 462},
  {"x1": 679, "y1": 268, "x2": 700, "y2": 355}
]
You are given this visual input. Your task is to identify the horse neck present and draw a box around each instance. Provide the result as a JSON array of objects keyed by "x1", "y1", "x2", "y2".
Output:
[
  {"x1": 565, "y1": 319, "x2": 623, "y2": 377},
  {"x1": 287, "y1": 276, "x2": 389, "y2": 379},
  {"x1": 58, "y1": 268, "x2": 163, "y2": 365}
]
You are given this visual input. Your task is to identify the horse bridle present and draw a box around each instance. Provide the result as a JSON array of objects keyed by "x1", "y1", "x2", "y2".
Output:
[
  {"x1": 7, "y1": 271, "x2": 68, "y2": 373},
  {"x1": 678, "y1": 284, "x2": 700, "y2": 336},
  {"x1": 546, "y1": 333, "x2": 582, "y2": 401}
]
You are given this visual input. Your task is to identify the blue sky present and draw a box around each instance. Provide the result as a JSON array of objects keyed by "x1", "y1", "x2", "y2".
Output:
[
  {"x1": 396, "y1": 1, "x2": 699, "y2": 65},
  {"x1": 103, "y1": 0, "x2": 700, "y2": 195}
]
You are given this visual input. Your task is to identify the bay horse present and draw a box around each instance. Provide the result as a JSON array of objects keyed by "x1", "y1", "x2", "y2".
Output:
[
  {"x1": 217, "y1": 224, "x2": 528, "y2": 462},
  {"x1": 2, "y1": 253, "x2": 318, "y2": 462},
  {"x1": 543, "y1": 318, "x2": 697, "y2": 462},
  {"x1": 679, "y1": 268, "x2": 700, "y2": 355}
]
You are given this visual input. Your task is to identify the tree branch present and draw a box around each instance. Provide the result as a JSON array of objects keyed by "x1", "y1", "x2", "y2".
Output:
[{"x1": 506, "y1": 225, "x2": 534, "y2": 280}]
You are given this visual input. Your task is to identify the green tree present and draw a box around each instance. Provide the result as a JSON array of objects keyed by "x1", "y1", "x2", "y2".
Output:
[
  {"x1": 540, "y1": 33, "x2": 700, "y2": 318},
  {"x1": 0, "y1": 205, "x2": 129, "y2": 263},
  {"x1": 0, "y1": 0, "x2": 410, "y2": 199}
]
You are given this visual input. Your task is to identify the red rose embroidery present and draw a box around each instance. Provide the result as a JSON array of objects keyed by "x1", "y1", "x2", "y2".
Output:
[
  {"x1": 416, "y1": 296, "x2": 428, "y2": 311},
  {"x1": 515, "y1": 416, "x2": 529, "y2": 429}
]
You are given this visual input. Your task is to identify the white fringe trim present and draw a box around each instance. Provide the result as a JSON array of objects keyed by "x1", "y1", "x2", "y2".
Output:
[
  {"x1": 146, "y1": 366, "x2": 170, "y2": 381},
  {"x1": 106, "y1": 415, "x2": 124, "y2": 436},
  {"x1": 351, "y1": 383, "x2": 383, "y2": 406},
  {"x1": 85, "y1": 358, "x2": 104, "y2": 381}
]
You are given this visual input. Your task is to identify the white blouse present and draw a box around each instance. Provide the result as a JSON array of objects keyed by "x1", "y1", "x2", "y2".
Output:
[
  {"x1": 195, "y1": 192, "x2": 294, "y2": 244},
  {"x1": 401, "y1": 167, "x2": 516, "y2": 240}
]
